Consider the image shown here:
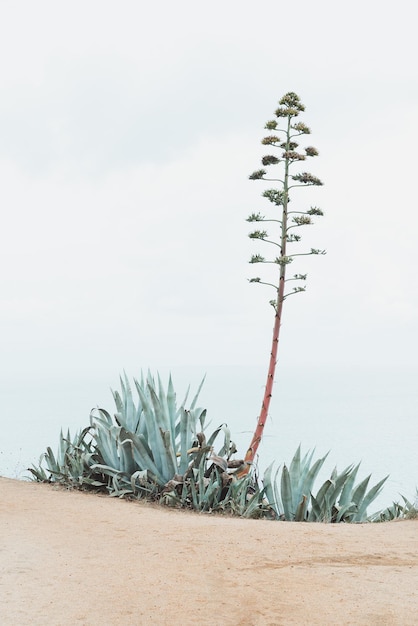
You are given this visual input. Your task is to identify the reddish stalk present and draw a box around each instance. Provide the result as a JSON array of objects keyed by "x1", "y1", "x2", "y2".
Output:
[
  {"x1": 244, "y1": 125, "x2": 290, "y2": 469},
  {"x1": 237, "y1": 93, "x2": 323, "y2": 478}
]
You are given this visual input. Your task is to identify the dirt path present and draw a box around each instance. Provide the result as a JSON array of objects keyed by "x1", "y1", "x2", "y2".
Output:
[{"x1": 0, "y1": 477, "x2": 417, "y2": 625}]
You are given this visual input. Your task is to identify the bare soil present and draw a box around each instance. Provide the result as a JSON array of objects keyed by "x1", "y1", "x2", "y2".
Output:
[{"x1": 0, "y1": 477, "x2": 417, "y2": 625}]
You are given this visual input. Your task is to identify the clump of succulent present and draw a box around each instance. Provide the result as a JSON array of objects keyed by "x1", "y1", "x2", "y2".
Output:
[
  {"x1": 262, "y1": 446, "x2": 388, "y2": 522},
  {"x1": 369, "y1": 490, "x2": 418, "y2": 522},
  {"x1": 29, "y1": 373, "x2": 392, "y2": 522},
  {"x1": 28, "y1": 427, "x2": 105, "y2": 489},
  {"x1": 29, "y1": 373, "x2": 268, "y2": 518}
]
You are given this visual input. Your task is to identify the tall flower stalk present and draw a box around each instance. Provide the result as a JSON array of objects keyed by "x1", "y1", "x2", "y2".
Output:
[{"x1": 241, "y1": 92, "x2": 325, "y2": 474}]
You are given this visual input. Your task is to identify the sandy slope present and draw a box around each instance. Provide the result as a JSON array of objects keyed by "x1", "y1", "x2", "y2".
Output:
[{"x1": 0, "y1": 477, "x2": 417, "y2": 626}]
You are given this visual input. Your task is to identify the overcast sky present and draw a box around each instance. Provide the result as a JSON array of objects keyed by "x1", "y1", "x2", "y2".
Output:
[{"x1": 1, "y1": 1, "x2": 417, "y2": 391}]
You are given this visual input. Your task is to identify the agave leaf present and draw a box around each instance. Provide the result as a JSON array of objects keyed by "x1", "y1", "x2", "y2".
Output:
[
  {"x1": 372, "y1": 500, "x2": 407, "y2": 522},
  {"x1": 202, "y1": 475, "x2": 221, "y2": 510},
  {"x1": 78, "y1": 425, "x2": 94, "y2": 445},
  {"x1": 229, "y1": 475, "x2": 248, "y2": 510},
  {"x1": 299, "y1": 448, "x2": 315, "y2": 480},
  {"x1": 313, "y1": 478, "x2": 333, "y2": 510},
  {"x1": 335, "y1": 502, "x2": 358, "y2": 523},
  {"x1": 323, "y1": 483, "x2": 336, "y2": 522},
  {"x1": 217, "y1": 424, "x2": 232, "y2": 459},
  {"x1": 159, "y1": 375, "x2": 180, "y2": 449},
  {"x1": 289, "y1": 445, "x2": 301, "y2": 505},
  {"x1": 161, "y1": 429, "x2": 178, "y2": 480},
  {"x1": 114, "y1": 374, "x2": 128, "y2": 426},
  {"x1": 238, "y1": 477, "x2": 250, "y2": 508},
  {"x1": 355, "y1": 475, "x2": 388, "y2": 521},
  {"x1": 116, "y1": 372, "x2": 143, "y2": 432},
  {"x1": 113, "y1": 388, "x2": 124, "y2": 415},
  {"x1": 237, "y1": 478, "x2": 263, "y2": 517},
  {"x1": 58, "y1": 430, "x2": 67, "y2": 467},
  {"x1": 198, "y1": 407, "x2": 206, "y2": 432},
  {"x1": 91, "y1": 463, "x2": 125, "y2": 478},
  {"x1": 92, "y1": 416, "x2": 121, "y2": 468},
  {"x1": 339, "y1": 462, "x2": 360, "y2": 507},
  {"x1": 190, "y1": 407, "x2": 207, "y2": 438},
  {"x1": 242, "y1": 490, "x2": 264, "y2": 518},
  {"x1": 118, "y1": 438, "x2": 137, "y2": 475},
  {"x1": 166, "y1": 374, "x2": 178, "y2": 428},
  {"x1": 157, "y1": 373, "x2": 169, "y2": 418},
  {"x1": 329, "y1": 466, "x2": 338, "y2": 481},
  {"x1": 351, "y1": 475, "x2": 371, "y2": 506},
  {"x1": 146, "y1": 369, "x2": 156, "y2": 389},
  {"x1": 181, "y1": 476, "x2": 190, "y2": 503},
  {"x1": 298, "y1": 451, "x2": 314, "y2": 495},
  {"x1": 302, "y1": 455, "x2": 325, "y2": 489},
  {"x1": 134, "y1": 381, "x2": 164, "y2": 472},
  {"x1": 189, "y1": 473, "x2": 198, "y2": 509},
  {"x1": 294, "y1": 494, "x2": 309, "y2": 521},
  {"x1": 401, "y1": 494, "x2": 414, "y2": 508},
  {"x1": 198, "y1": 454, "x2": 206, "y2": 506},
  {"x1": 189, "y1": 375, "x2": 206, "y2": 410},
  {"x1": 28, "y1": 464, "x2": 49, "y2": 482},
  {"x1": 178, "y1": 408, "x2": 192, "y2": 474},
  {"x1": 91, "y1": 407, "x2": 113, "y2": 426},
  {"x1": 262, "y1": 463, "x2": 279, "y2": 515},
  {"x1": 206, "y1": 423, "x2": 226, "y2": 450},
  {"x1": 325, "y1": 466, "x2": 354, "y2": 509},
  {"x1": 147, "y1": 382, "x2": 171, "y2": 430},
  {"x1": 109, "y1": 489, "x2": 133, "y2": 498},
  {"x1": 281, "y1": 464, "x2": 293, "y2": 520},
  {"x1": 294, "y1": 454, "x2": 328, "y2": 516},
  {"x1": 179, "y1": 384, "x2": 191, "y2": 410},
  {"x1": 309, "y1": 493, "x2": 322, "y2": 521},
  {"x1": 81, "y1": 477, "x2": 107, "y2": 487},
  {"x1": 44, "y1": 446, "x2": 59, "y2": 473},
  {"x1": 123, "y1": 372, "x2": 137, "y2": 429},
  {"x1": 123, "y1": 429, "x2": 166, "y2": 485},
  {"x1": 148, "y1": 384, "x2": 177, "y2": 473},
  {"x1": 147, "y1": 386, "x2": 177, "y2": 476},
  {"x1": 130, "y1": 469, "x2": 152, "y2": 495}
]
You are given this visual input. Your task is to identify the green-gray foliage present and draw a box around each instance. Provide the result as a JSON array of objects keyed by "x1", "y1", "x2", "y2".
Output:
[
  {"x1": 29, "y1": 427, "x2": 105, "y2": 488},
  {"x1": 29, "y1": 375, "x2": 398, "y2": 522},
  {"x1": 368, "y1": 491, "x2": 418, "y2": 522},
  {"x1": 262, "y1": 446, "x2": 388, "y2": 522},
  {"x1": 29, "y1": 373, "x2": 267, "y2": 518}
]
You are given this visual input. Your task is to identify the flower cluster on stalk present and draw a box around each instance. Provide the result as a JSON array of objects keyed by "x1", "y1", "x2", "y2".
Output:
[{"x1": 247, "y1": 92, "x2": 325, "y2": 303}]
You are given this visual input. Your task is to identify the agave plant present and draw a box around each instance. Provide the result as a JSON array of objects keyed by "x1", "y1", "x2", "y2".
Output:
[
  {"x1": 310, "y1": 466, "x2": 388, "y2": 523},
  {"x1": 29, "y1": 427, "x2": 105, "y2": 488},
  {"x1": 159, "y1": 422, "x2": 270, "y2": 518},
  {"x1": 30, "y1": 374, "x2": 396, "y2": 522},
  {"x1": 88, "y1": 372, "x2": 216, "y2": 493},
  {"x1": 263, "y1": 447, "x2": 328, "y2": 521},
  {"x1": 30, "y1": 372, "x2": 260, "y2": 513},
  {"x1": 262, "y1": 446, "x2": 388, "y2": 522},
  {"x1": 369, "y1": 491, "x2": 418, "y2": 522}
]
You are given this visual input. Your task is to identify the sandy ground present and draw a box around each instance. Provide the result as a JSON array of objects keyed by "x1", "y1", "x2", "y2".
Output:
[{"x1": 0, "y1": 477, "x2": 417, "y2": 626}]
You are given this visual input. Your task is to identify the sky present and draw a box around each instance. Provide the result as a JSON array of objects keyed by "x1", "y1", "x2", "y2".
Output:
[{"x1": 1, "y1": 1, "x2": 417, "y2": 497}]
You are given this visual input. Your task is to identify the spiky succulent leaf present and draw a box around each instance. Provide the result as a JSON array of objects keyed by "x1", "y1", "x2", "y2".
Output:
[
  {"x1": 351, "y1": 475, "x2": 371, "y2": 506},
  {"x1": 178, "y1": 408, "x2": 192, "y2": 475},
  {"x1": 280, "y1": 464, "x2": 294, "y2": 520},
  {"x1": 355, "y1": 475, "x2": 388, "y2": 521},
  {"x1": 338, "y1": 462, "x2": 360, "y2": 507}
]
